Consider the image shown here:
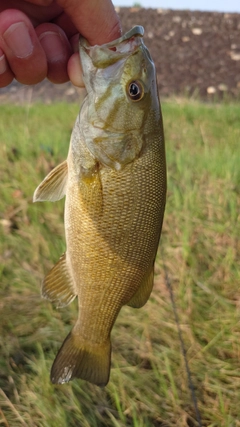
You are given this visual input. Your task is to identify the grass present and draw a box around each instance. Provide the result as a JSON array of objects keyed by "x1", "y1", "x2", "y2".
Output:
[{"x1": 0, "y1": 99, "x2": 239, "y2": 426}]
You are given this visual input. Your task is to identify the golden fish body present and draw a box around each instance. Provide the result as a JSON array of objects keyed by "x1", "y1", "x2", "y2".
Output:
[{"x1": 33, "y1": 26, "x2": 166, "y2": 386}]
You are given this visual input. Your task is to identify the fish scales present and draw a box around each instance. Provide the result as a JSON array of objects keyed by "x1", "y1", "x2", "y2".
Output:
[
  {"x1": 67, "y1": 143, "x2": 164, "y2": 334},
  {"x1": 33, "y1": 26, "x2": 166, "y2": 386}
]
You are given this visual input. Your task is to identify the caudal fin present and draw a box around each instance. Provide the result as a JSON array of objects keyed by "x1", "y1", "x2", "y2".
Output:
[{"x1": 51, "y1": 331, "x2": 111, "y2": 387}]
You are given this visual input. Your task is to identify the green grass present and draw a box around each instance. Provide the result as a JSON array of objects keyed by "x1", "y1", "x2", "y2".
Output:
[{"x1": 0, "y1": 100, "x2": 239, "y2": 427}]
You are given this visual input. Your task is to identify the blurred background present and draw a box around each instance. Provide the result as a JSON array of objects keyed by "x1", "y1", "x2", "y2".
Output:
[
  {"x1": 0, "y1": 4, "x2": 240, "y2": 427},
  {"x1": 114, "y1": 0, "x2": 240, "y2": 13}
]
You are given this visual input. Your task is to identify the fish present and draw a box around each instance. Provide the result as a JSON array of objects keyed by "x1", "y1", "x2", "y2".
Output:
[{"x1": 33, "y1": 26, "x2": 166, "y2": 387}]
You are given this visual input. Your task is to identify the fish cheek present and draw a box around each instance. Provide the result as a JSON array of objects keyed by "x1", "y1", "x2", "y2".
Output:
[{"x1": 105, "y1": 100, "x2": 146, "y2": 133}]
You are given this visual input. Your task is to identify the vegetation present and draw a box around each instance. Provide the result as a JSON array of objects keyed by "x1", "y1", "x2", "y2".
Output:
[
  {"x1": 132, "y1": 2, "x2": 142, "y2": 8},
  {"x1": 0, "y1": 100, "x2": 239, "y2": 426}
]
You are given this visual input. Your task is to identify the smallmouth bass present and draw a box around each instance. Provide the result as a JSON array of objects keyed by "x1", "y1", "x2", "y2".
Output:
[{"x1": 33, "y1": 26, "x2": 166, "y2": 386}]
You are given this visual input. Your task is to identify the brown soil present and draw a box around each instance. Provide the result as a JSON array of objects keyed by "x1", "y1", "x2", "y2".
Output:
[{"x1": 1, "y1": 7, "x2": 240, "y2": 103}]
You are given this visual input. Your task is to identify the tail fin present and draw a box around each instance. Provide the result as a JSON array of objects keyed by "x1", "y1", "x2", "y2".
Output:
[{"x1": 51, "y1": 331, "x2": 111, "y2": 387}]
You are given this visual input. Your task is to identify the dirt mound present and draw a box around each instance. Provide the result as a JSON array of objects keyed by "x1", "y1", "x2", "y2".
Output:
[
  {"x1": 1, "y1": 8, "x2": 240, "y2": 103},
  {"x1": 119, "y1": 7, "x2": 240, "y2": 99}
]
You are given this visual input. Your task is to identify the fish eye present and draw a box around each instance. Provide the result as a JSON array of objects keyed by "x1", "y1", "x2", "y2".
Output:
[{"x1": 127, "y1": 81, "x2": 144, "y2": 101}]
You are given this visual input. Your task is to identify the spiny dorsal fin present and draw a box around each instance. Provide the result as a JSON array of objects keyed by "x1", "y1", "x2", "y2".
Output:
[
  {"x1": 127, "y1": 266, "x2": 154, "y2": 308},
  {"x1": 42, "y1": 253, "x2": 76, "y2": 308},
  {"x1": 51, "y1": 330, "x2": 111, "y2": 387},
  {"x1": 33, "y1": 160, "x2": 68, "y2": 202}
]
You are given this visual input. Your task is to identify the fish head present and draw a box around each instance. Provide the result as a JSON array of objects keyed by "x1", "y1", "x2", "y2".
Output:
[{"x1": 79, "y1": 26, "x2": 160, "y2": 134}]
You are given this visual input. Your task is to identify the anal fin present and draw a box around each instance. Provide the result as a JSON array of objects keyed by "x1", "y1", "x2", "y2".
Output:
[
  {"x1": 51, "y1": 330, "x2": 111, "y2": 387},
  {"x1": 127, "y1": 266, "x2": 154, "y2": 308},
  {"x1": 33, "y1": 160, "x2": 68, "y2": 202},
  {"x1": 42, "y1": 253, "x2": 76, "y2": 308}
]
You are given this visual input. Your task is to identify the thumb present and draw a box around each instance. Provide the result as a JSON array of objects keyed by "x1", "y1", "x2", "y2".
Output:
[{"x1": 56, "y1": 0, "x2": 121, "y2": 45}]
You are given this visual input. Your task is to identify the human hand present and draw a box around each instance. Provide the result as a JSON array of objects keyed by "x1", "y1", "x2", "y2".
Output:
[{"x1": 0, "y1": 0, "x2": 121, "y2": 87}]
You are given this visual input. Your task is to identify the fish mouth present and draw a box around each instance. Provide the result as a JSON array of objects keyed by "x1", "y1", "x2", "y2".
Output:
[{"x1": 79, "y1": 26, "x2": 144, "y2": 68}]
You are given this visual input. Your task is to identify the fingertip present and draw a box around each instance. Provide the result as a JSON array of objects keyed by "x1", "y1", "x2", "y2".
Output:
[
  {"x1": 0, "y1": 9, "x2": 48, "y2": 85},
  {"x1": 0, "y1": 71, "x2": 14, "y2": 88},
  {"x1": 0, "y1": 50, "x2": 14, "y2": 87},
  {"x1": 68, "y1": 52, "x2": 84, "y2": 88},
  {"x1": 0, "y1": 50, "x2": 8, "y2": 74}
]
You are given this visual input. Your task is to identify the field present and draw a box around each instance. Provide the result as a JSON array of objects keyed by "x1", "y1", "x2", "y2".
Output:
[{"x1": 0, "y1": 99, "x2": 239, "y2": 426}]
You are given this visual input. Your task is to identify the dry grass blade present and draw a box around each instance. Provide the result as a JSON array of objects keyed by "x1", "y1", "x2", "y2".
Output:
[
  {"x1": 0, "y1": 389, "x2": 28, "y2": 427},
  {"x1": 0, "y1": 408, "x2": 10, "y2": 427}
]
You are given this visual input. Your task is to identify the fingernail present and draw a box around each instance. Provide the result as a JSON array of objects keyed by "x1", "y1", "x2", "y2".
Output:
[
  {"x1": 3, "y1": 22, "x2": 33, "y2": 58},
  {"x1": 0, "y1": 51, "x2": 7, "y2": 74},
  {"x1": 39, "y1": 31, "x2": 65, "y2": 62}
]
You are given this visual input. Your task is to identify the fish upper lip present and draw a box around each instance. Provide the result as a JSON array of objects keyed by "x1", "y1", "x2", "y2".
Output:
[
  {"x1": 96, "y1": 26, "x2": 144, "y2": 49},
  {"x1": 79, "y1": 26, "x2": 144, "y2": 68},
  {"x1": 80, "y1": 26, "x2": 144, "y2": 50}
]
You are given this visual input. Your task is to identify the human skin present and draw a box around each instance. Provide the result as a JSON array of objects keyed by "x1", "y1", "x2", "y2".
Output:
[{"x1": 0, "y1": 0, "x2": 121, "y2": 87}]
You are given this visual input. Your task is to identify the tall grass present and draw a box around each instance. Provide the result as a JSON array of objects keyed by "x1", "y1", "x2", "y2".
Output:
[{"x1": 0, "y1": 100, "x2": 239, "y2": 426}]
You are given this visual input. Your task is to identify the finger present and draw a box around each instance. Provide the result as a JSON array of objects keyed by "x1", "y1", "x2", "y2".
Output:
[
  {"x1": 0, "y1": 2, "x2": 62, "y2": 28},
  {"x1": 0, "y1": 9, "x2": 47, "y2": 85},
  {"x1": 67, "y1": 34, "x2": 85, "y2": 87},
  {"x1": 69, "y1": 34, "x2": 79, "y2": 53},
  {"x1": 23, "y1": 0, "x2": 53, "y2": 5},
  {"x1": 0, "y1": 49, "x2": 14, "y2": 88},
  {"x1": 36, "y1": 23, "x2": 72, "y2": 84},
  {"x1": 67, "y1": 52, "x2": 84, "y2": 88},
  {"x1": 56, "y1": 0, "x2": 122, "y2": 45},
  {"x1": 52, "y1": 11, "x2": 78, "y2": 39}
]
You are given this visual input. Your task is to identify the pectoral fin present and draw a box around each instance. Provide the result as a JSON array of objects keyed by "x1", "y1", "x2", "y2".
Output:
[
  {"x1": 42, "y1": 253, "x2": 76, "y2": 308},
  {"x1": 127, "y1": 266, "x2": 154, "y2": 308},
  {"x1": 33, "y1": 160, "x2": 68, "y2": 202}
]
